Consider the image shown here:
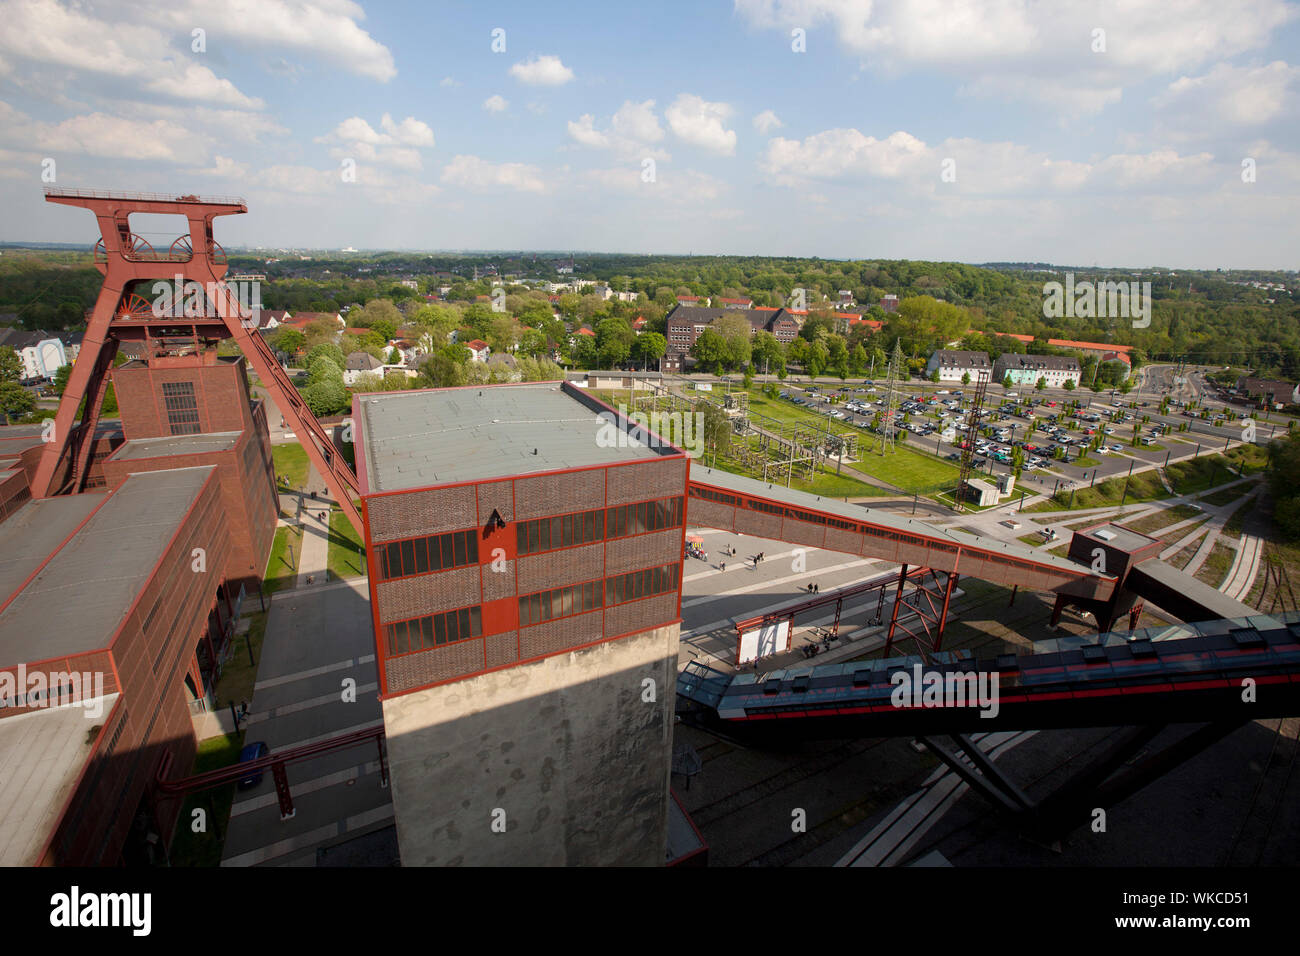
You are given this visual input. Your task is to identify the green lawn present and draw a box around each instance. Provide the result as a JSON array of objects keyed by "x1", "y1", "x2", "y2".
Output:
[
  {"x1": 264, "y1": 525, "x2": 302, "y2": 593},
  {"x1": 850, "y1": 443, "x2": 962, "y2": 494},
  {"x1": 1198, "y1": 480, "x2": 1258, "y2": 508},
  {"x1": 327, "y1": 508, "x2": 368, "y2": 578},
  {"x1": 272, "y1": 443, "x2": 310, "y2": 491},
  {"x1": 168, "y1": 732, "x2": 245, "y2": 867},
  {"x1": 1121, "y1": 504, "x2": 1202, "y2": 535},
  {"x1": 1195, "y1": 541, "x2": 1236, "y2": 587}
]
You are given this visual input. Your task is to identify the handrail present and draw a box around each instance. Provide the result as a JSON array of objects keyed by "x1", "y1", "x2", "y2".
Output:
[{"x1": 44, "y1": 187, "x2": 246, "y2": 206}]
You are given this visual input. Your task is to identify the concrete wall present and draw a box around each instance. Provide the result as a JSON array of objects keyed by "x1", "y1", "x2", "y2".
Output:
[{"x1": 382, "y1": 622, "x2": 679, "y2": 866}]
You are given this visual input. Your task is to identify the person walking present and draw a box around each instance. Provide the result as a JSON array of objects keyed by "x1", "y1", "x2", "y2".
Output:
[{"x1": 720, "y1": 560, "x2": 726, "y2": 572}]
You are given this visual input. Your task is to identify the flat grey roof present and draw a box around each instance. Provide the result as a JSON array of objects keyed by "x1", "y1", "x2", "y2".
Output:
[
  {"x1": 0, "y1": 495, "x2": 102, "y2": 605},
  {"x1": 111, "y1": 431, "x2": 240, "y2": 461},
  {"x1": 358, "y1": 383, "x2": 661, "y2": 492},
  {"x1": 0, "y1": 694, "x2": 120, "y2": 866},
  {"x1": 0, "y1": 467, "x2": 215, "y2": 664},
  {"x1": 1083, "y1": 522, "x2": 1161, "y2": 554},
  {"x1": 690, "y1": 466, "x2": 1094, "y2": 575}
]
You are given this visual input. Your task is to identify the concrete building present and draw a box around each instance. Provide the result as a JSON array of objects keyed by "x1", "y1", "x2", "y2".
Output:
[
  {"x1": 353, "y1": 382, "x2": 687, "y2": 865},
  {"x1": 926, "y1": 350, "x2": 992, "y2": 383},
  {"x1": 993, "y1": 353, "x2": 1081, "y2": 388}
]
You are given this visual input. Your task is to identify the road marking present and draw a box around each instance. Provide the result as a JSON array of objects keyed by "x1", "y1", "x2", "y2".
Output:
[
  {"x1": 245, "y1": 683, "x2": 379, "y2": 724},
  {"x1": 221, "y1": 804, "x2": 394, "y2": 868},
  {"x1": 255, "y1": 655, "x2": 377, "y2": 691},
  {"x1": 275, "y1": 719, "x2": 384, "y2": 753},
  {"x1": 230, "y1": 760, "x2": 384, "y2": 817}
]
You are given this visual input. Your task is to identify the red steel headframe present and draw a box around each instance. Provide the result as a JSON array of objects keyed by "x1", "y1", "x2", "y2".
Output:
[{"x1": 35, "y1": 188, "x2": 363, "y2": 535}]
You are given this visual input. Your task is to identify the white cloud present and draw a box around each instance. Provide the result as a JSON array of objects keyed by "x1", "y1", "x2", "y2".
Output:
[
  {"x1": 509, "y1": 54, "x2": 575, "y2": 86},
  {"x1": 567, "y1": 100, "x2": 668, "y2": 159},
  {"x1": 761, "y1": 128, "x2": 928, "y2": 182},
  {"x1": 753, "y1": 109, "x2": 783, "y2": 134},
  {"x1": 440, "y1": 76, "x2": 461, "y2": 88},
  {"x1": 441, "y1": 155, "x2": 545, "y2": 193},
  {"x1": 1156, "y1": 61, "x2": 1299, "y2": 126},
  {"x1": 316, "y1": 113, "x2": 435, "y2": 169},
  {"x1": 483, "y1": 95, "x2": 509, "y2": 113},
  {"x1": 734, "y1": 0, "x2": 1296, "y2": 114},
  {"x1": 0, "y1": 103, "x2": 201, "y2": 162},
  {"x1": 190, "y1": 155, "x2": 250, "y2": 177},
  {"x1": 144, "y1": 62, "x2": 264, "y2": 109},
  {"x1": 665, "y1": 94, "x2": 736, "y2": 155}
]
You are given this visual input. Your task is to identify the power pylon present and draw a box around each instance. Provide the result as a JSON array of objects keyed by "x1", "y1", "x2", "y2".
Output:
[
  {"x1": 880, "y1": 338, "x2": 903, "y2": 454},
  {"x1": 955, "y1": 369, "x2": 990, "y2": 512}
]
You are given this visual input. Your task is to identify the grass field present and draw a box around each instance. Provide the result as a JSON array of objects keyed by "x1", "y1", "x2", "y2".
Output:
[
  {"x1": 1195, "y1": 541, "x2": 1237, "y2": 587},
  {"x1": 272, "y1": 443, "x2": 309, "y2": 490},
  {"x1": 168, "y1": 732, "x2": 245, "y2": 867},
  {"x1": 1121, "y1": 504, "x2": 1202, "y2": 536},
  {"x1": 1198, "y1": 480, "x2": 1258, "y2": 508},
  {"x1": 327, "y1": 508, "x2": 368, "y2": 578},
  {"x1": 264, "y1": 524, "x2": 301, "y2": 593},
  {"x1": 850, "y1": 443, "x2": 962, "y2": 494}
]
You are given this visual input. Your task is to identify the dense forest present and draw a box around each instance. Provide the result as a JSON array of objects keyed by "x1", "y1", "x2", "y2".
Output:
[{"x1": 2, "y1": 247, "x2": 1297, "y2": 378}]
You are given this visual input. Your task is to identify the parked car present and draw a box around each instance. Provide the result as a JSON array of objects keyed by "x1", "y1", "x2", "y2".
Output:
[{"x1": 237, "y1": 741, "x2": 270, "y2": 790}]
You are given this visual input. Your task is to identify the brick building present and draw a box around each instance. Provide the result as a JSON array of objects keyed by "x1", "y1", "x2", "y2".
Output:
[
  {"x1": 354, "y1": 381, "x2": 688, "y2": 865},
  {"x1": 662, "y1": 305, "x2": 800, "y2": 373},
  {"x1": 0, "y1": 466, "x2": 236, "y2": 865}
]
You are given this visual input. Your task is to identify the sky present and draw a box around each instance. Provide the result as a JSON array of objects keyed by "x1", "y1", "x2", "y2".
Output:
[{"x1": 0, "y1": 0, "x2": 1298, "y2": 269}]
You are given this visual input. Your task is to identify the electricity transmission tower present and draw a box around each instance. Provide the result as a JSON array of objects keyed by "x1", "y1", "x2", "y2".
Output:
[
  {"x1": 880, "y1": 339, "x2": 903, "y2": 454},
  {"x1": 955, "y1": 368, "x2": 990, "y2": 512}
]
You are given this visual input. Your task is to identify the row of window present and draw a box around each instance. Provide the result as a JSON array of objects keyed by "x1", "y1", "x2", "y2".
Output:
[
  {"x1": 606, "y1": 562, "x2": 680, "y2": 606},
  {"x1": 162, "y1": 380, "x2": 201, "y2": 435},
  {"x1": 517, "y1": 509, "x2": 604, "y2": 556},
  {"x1": 518, "y1": 581, "x2": 603, "y2": 627},
  {"x1": 386, "y1": 605, "x2": 483, "y2": 656},
  {"x1": 516, "y1": 496, "x2": 684, "y2": 557},
  {"x1": 377, "y1": 529, "x2": 480, "y2": 582}
]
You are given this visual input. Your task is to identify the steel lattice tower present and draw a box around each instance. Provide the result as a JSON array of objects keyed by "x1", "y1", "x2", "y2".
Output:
[
  {"x1": 33, "y1": 188, "x2": 364, "y2": 534},
  {"x1": 879, "y1": 338, "x2": 903, "y2": 454},
  {"x1": 954, "y1": 368, "x2": 990, "y2": 512}
]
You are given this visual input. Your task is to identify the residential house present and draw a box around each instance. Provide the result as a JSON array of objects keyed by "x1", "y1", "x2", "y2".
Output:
[
  {"x1": 465, "y1": 339, "x2": 491, "y2": 363},
  {"x1": 925, "y1": 349, "x2": 992, "y2": 383},
  {"x1": 343, "y1": 351, "x2": 384, "y2": 385},
  {"x1": 993, "y1": 353, "x2": 1081, "y2": 388}
]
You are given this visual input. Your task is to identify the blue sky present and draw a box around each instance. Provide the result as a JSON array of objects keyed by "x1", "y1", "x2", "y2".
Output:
[{"x1": 1, "y1": 0, "x2": 1298, "y2": 268}]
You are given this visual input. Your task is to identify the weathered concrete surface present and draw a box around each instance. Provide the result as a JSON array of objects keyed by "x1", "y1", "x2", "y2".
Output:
[{"x1": 383, "y1": 624, "x2": 679, "y2": 866}]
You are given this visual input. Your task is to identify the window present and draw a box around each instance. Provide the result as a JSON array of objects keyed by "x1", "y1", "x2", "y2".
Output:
[
  {"x1": 605, "y1": 496, "x2": 683, "y2": 540},
  {"x1": 378, "y1": 529, "x2": 478, "y2": 581},
  {"x1": 162, "y1": 380, "x2": 200, "y2": 435},
  {"x1": 386, "y1": 604, "x2": 483, "y2": 656},
  {"x1": 517, "y1": 507, "x2": 605, "y2": 556},
  {"x1": 604, "y1": 562, "x2": 680, "y2": 607},
  {"x1": 518, "y1": 580, "x2": 603, "y2": 627}
]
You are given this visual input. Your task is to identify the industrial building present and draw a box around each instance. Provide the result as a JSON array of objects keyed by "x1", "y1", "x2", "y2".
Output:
[{"x1": 354, "y1": 381, "x2": 688, "y2": 865}]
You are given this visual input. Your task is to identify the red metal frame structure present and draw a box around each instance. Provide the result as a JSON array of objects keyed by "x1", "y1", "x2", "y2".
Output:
[
  {"x1": 881, "y1": 565, "x2": 959, "y2": 660},
  {"x1": 155, "y1": 725, "x2": 387, "y2": 821},
  {"x1": 730, "y1": 566, "x2": 959, "y2": 664},
  {"x1": 34, "y1": 188, "x2": 363, "y2": 534}
]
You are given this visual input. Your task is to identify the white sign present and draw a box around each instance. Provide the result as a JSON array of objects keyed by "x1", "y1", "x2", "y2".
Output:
[{"x1": 738, "y1": 620, "x2": 790, "y2": 664}]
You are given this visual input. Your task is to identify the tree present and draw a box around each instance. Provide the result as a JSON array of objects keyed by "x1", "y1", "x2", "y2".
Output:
[
  {"x1": 961, "y1": 371, "x2": 971, "y2": 386},
  {"x1": 632, "y1": 331, "x2": 666, "y2": 370},
  {"x1": 752, "y1": 331, "x2": 785, "y2": 376},
  {"x1": 1063, "y1": 379, "x2": 1076, "y2": 391},
  {"x1": 930, "y1": 369, "x2": 941, "y2": 383},
  {"x1": 52, "y1": 364, "x2": 72, "y2": 395},
  {"x1": 0, "y1": 347, "x2": 22, "y2": 383},
  {"x1": 0, "y1": 382, "x2": 34, "y2": 419},
  {"x1": 301, "y1": 377, "x2": 349, "y2": 416},
  {"x1": 691, "y1": 328, "x2": 728, "y2": 374},
  {"x1": 306, "y1": 343, "x2": 345, "y2": 371},
  {"x1": 1036, "y1": 376, "x2": 1047, "y2": 391},
  {"x1": 700, "y1": 401, "x2": 731, "y2": 460},
  {"x1": 307, "y1": 356, "x2": 343, "y2": 386},
  {"x1": 714, "y1": 313, "x2": 753, "y2": 370},
  {"x1": 595, "y1": 317, "x2": 634, "y2": 368},
  {"x1": 420, "y1": 353, "x2": 467, "y2": 388},
  {"x1": 270, "y1": 326, "x2": 306, "y2": 357},
  {"x1": 1003, "y1": 373, "x2": 1014, "y2": 389}
]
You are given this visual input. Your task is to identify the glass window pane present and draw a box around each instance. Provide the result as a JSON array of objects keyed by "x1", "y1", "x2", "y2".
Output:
[
  {"x1": 386, "y1": 625, "x2": 396, "y2": 656},
  {"x1": 561, "y1": 588, "x2": 573, "y2": 616},
  {"x1": 397, "y1": 620, "x2": 411, "y2": 654},
  {"x1": 459, "y1": 608, "x2": 470, "y2": 640},
  {"x1": 562, "y1": 515, "x2": 572, "y2": 547},
  {"x1": 420, "y1": 617, "x2": 435, "y2": 649},
  {"x1": 516, "y1": 523, "x2": 527, "y2": 554},
  {"x1": 531, "y1": 594, "x2": 542, "y2": 624},
  {"x1": 446, "y1": 610, "x2": 460, "y2": 643},
  {"x1": 453, "y1": 532, "x2": 467, "y2": 566},
  {"x1": 434, "y1": 613, "x2": 446, "y2": 645},
  {"x1": 467, "y1": 532, "x2": 479, "y2": 564},
  {"x1": 470, "y1": 606, "x2": 482, "y2": 637},
  {"x1": 551, "y1": 517, "x2": 562, "y2": 549},
  {"x1": 429, "y1": 535, "x2": 443, "y2": 572},
  {"x1": 399, "y1": 540, "x2": 415, "y2": 577},
  {"x1": 441, "y1": 534, "x2": 454, "y2": 567},
  {"x1": 518, "y1": 597, "x2": 529, "y2": 626},
  {"x1": 413, "y1": 538, "x2": 429, "y2": 574}
]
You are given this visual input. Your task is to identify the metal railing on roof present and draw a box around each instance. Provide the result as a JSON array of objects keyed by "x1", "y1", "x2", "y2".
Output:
[{"x1": 44, "y1": 187, "x2": 246, "y2": 206}]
